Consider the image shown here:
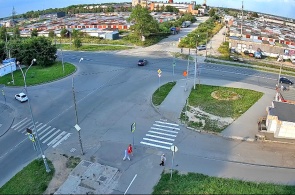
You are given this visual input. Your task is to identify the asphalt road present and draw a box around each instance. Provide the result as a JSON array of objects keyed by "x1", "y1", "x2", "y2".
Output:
[{"x1": 1, "y1": 16, "x2": 295, "y2": 191}]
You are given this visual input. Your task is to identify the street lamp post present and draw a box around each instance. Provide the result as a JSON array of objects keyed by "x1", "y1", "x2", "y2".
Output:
[
  {"x1": 278, "y1": 59, "x2": 283, "y2": 86},
  {"x1": 205, "y1": 31, "x2": 208, "y2": 60},
  {"x1": 18, "y1": 59, "x2": 51, "y2": 173},
  {"x1": 72, "y1": 75, "x2": 84, "y2": 155}
]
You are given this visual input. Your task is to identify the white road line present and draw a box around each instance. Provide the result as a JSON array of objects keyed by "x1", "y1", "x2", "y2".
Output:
[
  {"x1": 12, "y1": 118, "x2": 27, "y2": 129},
  {"x1": 39, "y1": 126, "x2": 52, "y2": 136},
  {"x1": 36, "y1": 124, "x2": 47, "y2": 132},
  {"x1": 124, "y1": 174, "x2": 137, "y2": 195},
  {"x1": 41, "y1": 128, "x2": 59, "y2": 142},
  {"x1": 28, "y1": 122, "x2": 38, "y2": 130},
  {"x1": 47, "y1": 131, "x2": 66, "y2": 146},
  {"x1": 52, "y1": 133, "x2": 71, "y2": 148},
  {"x1": 146, "y1": 134, "x2": 175, "y2": 141},
  {"x1": 151, "y1": 127, "x2": 179, "y2": 134},
  {"x1": 153, "y1": 124, "x2": 180, "y2": 130},
  {"x1": 143, "y1": 138, "x2": 172, "y2": 145},
  {"x1": 40, "y1": 127, "x2": 56, "y2": 140},
  {"x1": 15, "y1": 120, "x2": 32, "y2": 131},
  {"x1": 155, "y1": 121, "x2": 179, "y2": 126},
  {"x1": 140, "y1": 141, "x2": 170, "y2": 150},
  {"x1": 148, "y1": 130, "x2": 176, "y2": 137},
  {"x1": 22, "y1": 123, "x2": 43, "y2": 134}
]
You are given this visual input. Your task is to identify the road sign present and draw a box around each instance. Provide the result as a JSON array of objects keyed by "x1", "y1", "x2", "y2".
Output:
[
  {"x1": 131, "y1": 122, "x2": 136, "y2": 133},
  {"x1": 158, "y1": 74, "x2": 161, "y2": 77},
  {"x1": 183, "y1": 71, "x2": 187, "y2": 77},
  {"x1": 74, "y1": 124, "x2": 81, "y2": 131},
  {"x1": 173, "y1": 62, "x2": 176, "y2": 67},
  {"x1": 170, "y1": 145, "x2": 178, "y2": 153},
  {"x1": 157, "y1": 69, "x2": 162, "y2": 74},
  {"x1": 27, "y1": 133, "x2": 35, "y2": 142}
]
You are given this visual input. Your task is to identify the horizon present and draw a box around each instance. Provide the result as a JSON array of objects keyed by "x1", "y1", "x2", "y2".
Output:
[{"x1": 0, "y1": 0, "x2": 294, "y2": 20}]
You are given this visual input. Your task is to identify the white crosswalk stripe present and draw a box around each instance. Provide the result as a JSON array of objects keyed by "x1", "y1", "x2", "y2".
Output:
[
  {"x1": 11, "y1": 118, "x2": 71, "y2": 148},
  {"x1": 140, "y1": 120, "x2": 180, "y2": 150}
]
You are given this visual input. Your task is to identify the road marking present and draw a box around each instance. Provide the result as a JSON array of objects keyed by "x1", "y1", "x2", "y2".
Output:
[
  {"x1": 146, "y1": 134, "x2": 175, "y2": 141},
  {"x1": 52, "y1": 133, "x2": 71, "y2": 148},
  {"x1": 140, "y1": 141, "x2": 170, "y2": 150},
  {"x1": 36, "y1": 124, "x2": 48, "y2": 133},
  {"x1": 42, "y1": 129, "x2": 60, "y2": 143},
  {"x1": 22, "y1": 123, "x2": 43, "y2": 134},
  {"x1": 143, "y1": 138, "x2": 173, "y2": 145},
  {"x1": 148, "y1": 130, "x2": 177, "y2": 137},
  {"x1": 124, "y1": 174, "x2": 137, "y2": 195},
  {"x1": 153, "y1": 124, "x2": 180, "y2": 130},
  {"x1": 47, "y1": 131, "x2": 66, "y2": 146},
  {"x1": 15, "y1": 120, "x2": 32, "y2": 131},
  {"x1": 40, "y1": 127, "x2": 56, "y2": 140},
  {"x1": 12, "y1": 118, "x2": 27, "y2": 129},
  {"x1": 151, "y1": 127, "x2": 178, "y2": 134},
  {"x1": 38, "y1": 126, "x2": 52, "y2": 136},
  {"x1": 155, "y1": 121, "x2": 179, "y2": 126}
]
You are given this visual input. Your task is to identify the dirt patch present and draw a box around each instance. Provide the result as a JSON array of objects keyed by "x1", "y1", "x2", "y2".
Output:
[
  {"x1": 186, "y1": 106, "x2": 234, "y2": 130},
  {"x1": 44, "y1": 153, "x2": 81, "y2": 194},
  {"x1": 211, "y1": 90, "x2": 241, "y2": 101}
]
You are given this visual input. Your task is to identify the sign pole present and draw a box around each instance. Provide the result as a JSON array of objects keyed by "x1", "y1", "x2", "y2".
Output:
[
  {"x1": 131, "y1": 122, "x2": 136, "y2": 147},
  {"x1": 170, "y1": 145, "x2": 178, "y2": 180}
]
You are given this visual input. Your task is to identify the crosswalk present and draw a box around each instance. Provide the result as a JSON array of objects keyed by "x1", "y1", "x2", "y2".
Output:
[
  {"x1": 11, "y1": 117, "x2": 71, "y2": 148},
  {"x1": 140, "y1": 120, "x2": 180, "y2": 150}
]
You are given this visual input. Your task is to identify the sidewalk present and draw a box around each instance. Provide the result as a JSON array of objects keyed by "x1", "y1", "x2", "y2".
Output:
[{"x1": 158, "y1": 78, "x2": 275, "y2": 141}]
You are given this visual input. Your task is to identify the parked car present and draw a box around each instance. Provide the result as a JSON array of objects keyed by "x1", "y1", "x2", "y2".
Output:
[
  {"x1": 15, "y1": 92, "x2": 28, "y2": 102},
  {"x1": 197, "y1": 45, "x2": 207, "y2": 51},
  {"x1": 279, "y1": 77, "x2": 294, "y2": 85},
  {"x1": 243, "y1": 50, "x2": 249, "y2": 55},
  {"x1": 138, "y1": 59, "x2": 147, "y2": 66}
]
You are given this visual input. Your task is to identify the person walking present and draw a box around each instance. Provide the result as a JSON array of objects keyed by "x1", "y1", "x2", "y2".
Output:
[
  {"x1": 159, "y1": 154, "x2": 166, "y2": 166},
  {"x1": 123, "y1": 144, "x2": 133, "y2": 161},
  {"x1": 128, "y1": 144, "x2": 133, "y2": 157}
]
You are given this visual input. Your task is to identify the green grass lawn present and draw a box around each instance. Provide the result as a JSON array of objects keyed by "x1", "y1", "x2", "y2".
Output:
[
  {"x1": 0, "y1": 159, "x2": 54, "y2": 194},
  {"x1": 181, "y1": 85, "x2": 263, "y2": 132},
  {"x1": 0, "y1": 62, "x2": 76, "y2": 86},
  {"x1": 152, "y1": 82, "x2": 176, "y2": 106},
  {"x1": 153, "y1": 171, "x2": 295, "y2": 194},
  {"x1": 57, "y1": 44, "x2": 133, "y2": 51}
]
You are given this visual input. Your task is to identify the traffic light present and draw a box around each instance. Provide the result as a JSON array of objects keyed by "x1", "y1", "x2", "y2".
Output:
[{"x1": 26, "y1": 128, "x2": 32, "y2": 134}]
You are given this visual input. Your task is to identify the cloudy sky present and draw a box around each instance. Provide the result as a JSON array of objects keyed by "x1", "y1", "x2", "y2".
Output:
[{"x1": 0, "y1": 0, "x2": 294, "y2": 19}]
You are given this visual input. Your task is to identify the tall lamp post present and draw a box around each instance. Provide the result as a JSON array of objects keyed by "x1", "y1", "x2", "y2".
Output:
[{"x1": 18, "y1": 59, "x2": 51, "y2": 173}]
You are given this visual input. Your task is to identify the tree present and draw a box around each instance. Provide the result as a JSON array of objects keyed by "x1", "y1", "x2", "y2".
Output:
[
  {"x1": 72, "y1": 29, "x2": 80, "y2": 38},
  {"x1": 127, "y1": 5, "x2": 159, "y2": 40},
  {"x1": 60, "y1": 28, "x2": 68, "y2": 38},
  {"x1": 31, "y1": 29, "x2": 38, "y2": 37},
  {"x1": 73, "y1": 38, "x2": 82, "y2": 48},
  {"x1": 195, "y1": 4, "x2": 202, "y2": 10},
  {"x1": 251, "y1": 12, "x2": 259, "y2": 18},
  {"x1": 209, "y1": 8, "x2": 216, "y2": 17},
  {"x1": 48, "y1": 30, "x2": 55, "y2": 38},
  {"x1": 0, "y1": 26, "x2": 8, "y2": 41},
  {"x1": 13, "y1": 26, "x2": 20, "y2": 39}
]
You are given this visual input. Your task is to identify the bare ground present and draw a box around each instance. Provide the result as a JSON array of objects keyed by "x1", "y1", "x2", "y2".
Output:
[{"x1": 43, "y1": 152, "x2": 72, "y2": 195}]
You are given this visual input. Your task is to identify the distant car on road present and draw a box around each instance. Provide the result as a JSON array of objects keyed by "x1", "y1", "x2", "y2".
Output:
[
  {"x1": 197, "y1": 45, "x2": 207, "y2": 51},
  {"x1": 138, "y1": 59, "x2": 147, "y2": 66},
  {"x1": 15, "y1": 92, "x2": 28, "y2": 102},
  {"x1": 279, "y1": 77, "x2": 294, "y2": 85}
]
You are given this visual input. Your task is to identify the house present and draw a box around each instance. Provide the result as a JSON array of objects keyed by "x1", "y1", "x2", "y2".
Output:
[{"x1": 265, "y1": 101, "x2": 295, "y2": 139}]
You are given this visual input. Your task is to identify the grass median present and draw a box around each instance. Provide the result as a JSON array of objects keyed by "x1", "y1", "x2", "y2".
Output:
[
  {"x1": 57, "y1": 44, "x2": 133, "y2": 51},
  {"x1": 0, "y1": 62, "x2": 76, "y2": 86},
  {"x1": 181, "y1": 84, "x2": 263, "y2": 132},
  {"x1": 153, "y1": 171, "x2": 295, "y2": 194},
  {"x1": 152, "y1": 82, "x2": 176, "y2": 106},
  {"x1": 0, "y1": 159, "x2": 54, "y2": 194}
]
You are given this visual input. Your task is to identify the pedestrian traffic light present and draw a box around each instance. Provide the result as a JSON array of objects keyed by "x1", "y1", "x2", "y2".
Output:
[{"x1": 26, "y1": 128, "x2": 32, "y2": 134}]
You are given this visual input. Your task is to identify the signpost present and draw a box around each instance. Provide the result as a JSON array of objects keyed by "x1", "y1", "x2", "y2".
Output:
[
  {"x1": 26, "y1": 128, "x2": 36, "y2": 150},
  {"x1": 172, "y1": 60, "x2": 176, "y2": 82},
  {"x1": 170, "y1": 145, "x2": 178, "y2": 180},
  {"x1": 1, "y1": 89, "x2": 6, "y2": 105},
  {"x1": 131, "y1": 122, "x2": 136, "y2": 147},
  {"x1": 157, "y1": 69, "x2": 162, "y2": 91}
]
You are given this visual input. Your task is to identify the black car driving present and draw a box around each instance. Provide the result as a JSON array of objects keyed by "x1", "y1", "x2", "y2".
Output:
[
  {"x1": 138, "y1": 59, "x2": 147, "y2": 66},
  {"x1": 279, "y1": 77, "x2": 294, "y2": 85}
]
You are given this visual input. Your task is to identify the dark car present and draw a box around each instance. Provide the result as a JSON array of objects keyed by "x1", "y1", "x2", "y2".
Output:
[
  {"x1": 138, "y1": 59, "x2": 147, "y2": 66},
  {"x1": 279, "y1": 77, "x2": 294, "y2": 85}
]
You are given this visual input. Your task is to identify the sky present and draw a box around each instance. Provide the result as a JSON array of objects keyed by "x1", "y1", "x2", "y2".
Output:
[{"x1": 0, "y1": 0, "x2": 294, "y2": 19}]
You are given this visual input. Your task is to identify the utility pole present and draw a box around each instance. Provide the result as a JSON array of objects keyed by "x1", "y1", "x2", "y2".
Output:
[
  {"x1": 241, "y1": 1, "x2": 243, "y2": 37},
  {"x1": 185, "y1": 54, "x2": 190, "y2": 91},
  {"x1": 72, "y1": 76, "x2": 84, "y2": 155},
  {"x1": 194, "y1": 50, "x2": 197, "y2": 90},
  {"x1": 205, "y1": 31, "x2": 208, "y2": 60}
]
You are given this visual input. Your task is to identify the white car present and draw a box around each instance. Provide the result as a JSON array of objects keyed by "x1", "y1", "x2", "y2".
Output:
[{"x1": 15, "y1": 93, "x2": 28, "y2": 102}]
